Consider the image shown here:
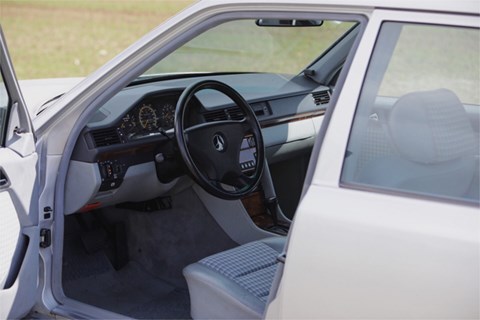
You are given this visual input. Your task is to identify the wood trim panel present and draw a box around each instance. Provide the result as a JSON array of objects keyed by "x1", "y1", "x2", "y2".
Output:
[{"x1": 260, "y1": 109, "x2": 326, "y2": 128}]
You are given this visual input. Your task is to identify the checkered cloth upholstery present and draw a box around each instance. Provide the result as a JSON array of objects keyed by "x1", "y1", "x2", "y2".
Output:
[
  {"x1": 389, "y1": 89, "x2": 475, "y2": 164},
  {"x1": 199, "y1": 241, "x2": 280, "y2": 302}
]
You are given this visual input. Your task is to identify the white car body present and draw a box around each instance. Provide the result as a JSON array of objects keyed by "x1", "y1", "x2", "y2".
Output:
[
  {"x1": 18, "y1": 78, "x2": 84, "y2": 116},
  {"x1": 0, "y1": 0, "x2": 478, "y2": 319}
]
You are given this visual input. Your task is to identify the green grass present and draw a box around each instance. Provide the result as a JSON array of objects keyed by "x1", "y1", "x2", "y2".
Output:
[
  {"x1": 379, "y1": 24, "x2": 479, "y2": 105},
  {"x1": 1, "y1": 2, "x2": 478, "y2": 105},
  {"x1": 147, "y1": 20, "x2": 354, "y2": 76},
  {"x1": 0, "y1": 0, "x2": 195, "y2": 79},
  {"x1": 1, "y1": 1, "x2": 349, "y2": 79}
]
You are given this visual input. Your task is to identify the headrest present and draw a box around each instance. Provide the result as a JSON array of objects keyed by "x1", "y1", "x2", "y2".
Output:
[{"x1": 388, "y1": 89, "x2": 475, "y2": 164}]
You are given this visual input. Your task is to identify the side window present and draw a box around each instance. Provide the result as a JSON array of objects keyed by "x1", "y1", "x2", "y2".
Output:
[
  {"x1": 341, "y1": 22, "x2": 479, "y2": 204},
  {"x1": 0, "y1": 73, "x2": 9, "y2": 146}
]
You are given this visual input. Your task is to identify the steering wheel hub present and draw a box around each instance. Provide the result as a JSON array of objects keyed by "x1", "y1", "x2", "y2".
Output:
[{"x1": 213, "y1": 133, "x2": 227, "y2": 152}]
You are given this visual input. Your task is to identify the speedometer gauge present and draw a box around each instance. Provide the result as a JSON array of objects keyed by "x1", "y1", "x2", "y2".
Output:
[{"x1": 138, "y1": 104, "x2": 158, "y2": 130}]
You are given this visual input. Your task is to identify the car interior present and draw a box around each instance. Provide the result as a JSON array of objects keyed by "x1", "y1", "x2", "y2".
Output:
[
  {"x1": 60, "y1": 72, "x2": 332, "y2": 318},
  {"x1": 54, "y1": 15, "x2": 479, "y2": 320},
  {"x1": 53, "y1": 16, "x2": 360, "y2": 319}
]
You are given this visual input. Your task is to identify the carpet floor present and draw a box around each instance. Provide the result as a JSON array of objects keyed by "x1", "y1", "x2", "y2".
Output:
[{"x1": 62, "y1": 187, "x2": 237, "y2": 319}]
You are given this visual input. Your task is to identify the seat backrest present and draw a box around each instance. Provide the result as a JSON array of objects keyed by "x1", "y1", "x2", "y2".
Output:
[{"x1": 358, "y1": 89, "x2": 477, "y2": 199}]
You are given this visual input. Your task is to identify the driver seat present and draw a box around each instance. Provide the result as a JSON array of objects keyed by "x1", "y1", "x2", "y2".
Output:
[{"x1": 183, "y1": 236, "x2": 285, "y2": 319}]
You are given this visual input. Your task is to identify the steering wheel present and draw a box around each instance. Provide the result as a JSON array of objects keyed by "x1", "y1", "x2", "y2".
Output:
[{"x1": 174, "y1": 80, "x2": 265, "y2": 200}]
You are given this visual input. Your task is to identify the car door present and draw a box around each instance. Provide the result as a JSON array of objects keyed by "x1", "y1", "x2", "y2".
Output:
[
  {"x1": 266, "y1": 8, "x2": 479, "y2": 319},
  {"x1": 0, "y1": 27, "x2": 40, "y2": 319}
]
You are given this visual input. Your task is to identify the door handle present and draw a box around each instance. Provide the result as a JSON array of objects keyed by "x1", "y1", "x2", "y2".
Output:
[{"x1": 0, "y1": 167, "x2": 10, "y2": 189}]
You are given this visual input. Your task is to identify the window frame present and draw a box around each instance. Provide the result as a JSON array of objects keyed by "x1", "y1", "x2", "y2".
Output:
[{"x1": 0, "y1": 70, "x2": 11, "y2": 146}]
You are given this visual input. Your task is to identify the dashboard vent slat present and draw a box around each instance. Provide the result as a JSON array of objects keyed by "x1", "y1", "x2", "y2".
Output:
[
  {"x1": 204, "y1": 107, "x2": 245, "y2": 122},
  {"x1": 312, "y1": 90, "x2": 331, "y2": 105},
  {"x1": 203, "y1": 109, "x2": 228, "y2": 122},
  {"x1": 91, "y1": 128, "x2": 121, "y2": 147},
  {"x1": 227, "y1": 107, "x2": 245, "y2": 120}
]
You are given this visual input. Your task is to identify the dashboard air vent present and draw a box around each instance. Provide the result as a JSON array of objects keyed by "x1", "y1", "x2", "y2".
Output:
[
  {"x1": 91, "y1": 128, "x2": 120, "y2": 147},
  {"x1": 204, "y1": 107, "x2": 245, "y2": 122},
  {"x1": 312, "y1": 90, "x2": 330, "y2": 105},
  {"x1": 228, "y1": 107, "x2": 245, "y2": 120},
  {"x1": 204, "y1": 109, "x2": 227, "y2": 122}
]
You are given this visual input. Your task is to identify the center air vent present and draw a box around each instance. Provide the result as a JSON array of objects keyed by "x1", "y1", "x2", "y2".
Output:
[
  {"x1": 91, "y1": 128, "x2": 121, "y2": 147},
  {"x1": 312, "y1": 90, "x2": 331, "y2": 105},
  {"x1": 228, "y1": 107, "x2": 245, "y2": 120},
  {"x1": 204, "y1": 107, "x2": 245, "y2": 122}
]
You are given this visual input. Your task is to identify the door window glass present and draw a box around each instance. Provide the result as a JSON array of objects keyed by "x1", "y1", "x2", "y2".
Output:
[{"x1": 341, "y1": 22, "x2": 479, "y2": 204}]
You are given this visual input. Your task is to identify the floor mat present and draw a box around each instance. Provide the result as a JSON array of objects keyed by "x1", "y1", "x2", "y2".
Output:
[
  {"x1": 104, "y1": 187, "x2": 238, "y2": 287},
  {"x1": 63, "y1": 261, "x2": 190, "y2": 319},
  {"x1": 62, "y1": 187, "x2": 236, "y2": 319},
  {"x1": 62, "y1": 225, "x2": 112, "y2": 282},
  {"x1": 127, "y1": 288, "x2": 191, "y2": 319}
]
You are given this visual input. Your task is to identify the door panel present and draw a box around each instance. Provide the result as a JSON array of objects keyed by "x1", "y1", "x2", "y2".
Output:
[
  {"x1": 0, "y1": 27, "x2": 39, "y2": 319},
  {"x1": 267, "y1": 10, "x2": 479, "y2": 319},
  {"x1": 0, "y1": 120, "x2": 40, "y2": 320},
  {"x1": 272, "y1": 186, "x2": 479, "y2": 319},
  {"x1": 0, "y1": 180, "x2": 22, "y2": 289}
]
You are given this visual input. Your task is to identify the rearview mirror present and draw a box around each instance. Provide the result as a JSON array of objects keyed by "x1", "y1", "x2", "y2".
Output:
[{"x1": 256, "y1": 19, "x2": 323, "y2": 27}]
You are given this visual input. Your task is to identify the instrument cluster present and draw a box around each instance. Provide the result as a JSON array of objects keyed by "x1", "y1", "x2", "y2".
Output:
[{"x1": 117, "y1": 93, "x2": 178, "y2": 141}]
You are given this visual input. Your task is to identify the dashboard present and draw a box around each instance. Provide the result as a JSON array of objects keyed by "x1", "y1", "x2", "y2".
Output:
[{"x1": 65, "y1": 74, "x2": 330, "y2": 215}]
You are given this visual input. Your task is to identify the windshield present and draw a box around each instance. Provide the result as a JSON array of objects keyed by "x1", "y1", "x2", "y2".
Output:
[{"x1": 142, "y1": 19, "x2": 355, "y2": 78}]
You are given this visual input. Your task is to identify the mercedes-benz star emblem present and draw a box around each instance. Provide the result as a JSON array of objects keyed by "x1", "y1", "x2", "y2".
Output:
[{"x1": 213, "y1": 134, "x2": 226, "y2": 152}]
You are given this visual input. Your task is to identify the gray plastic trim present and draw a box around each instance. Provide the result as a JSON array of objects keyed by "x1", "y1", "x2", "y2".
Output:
[
  {"x1": 64, "y1": 161, "x2": 185, "y2": 214},
  {"x1": 262, "y1": 118, "x2": 315, "y2": 148},
  {"x1": 64, "y1": 161, "x2": 101, "y2": 214},
  {"x1": 52, "y1": 297, "x2": 130, "y2": 320},
  {"x1": 193, "y1": 184, "x2": 277, "y2": 245}
]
